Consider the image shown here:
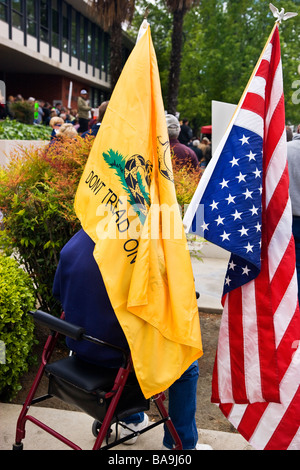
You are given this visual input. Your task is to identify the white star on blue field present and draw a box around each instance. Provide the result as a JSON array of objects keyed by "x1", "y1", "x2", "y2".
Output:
[{"x1": 191, "y1": 125, "x2": 263, "y2": 294}]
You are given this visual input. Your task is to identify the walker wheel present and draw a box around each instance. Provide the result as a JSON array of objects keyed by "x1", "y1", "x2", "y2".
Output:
[
  {"x1": 12, "y1": 442, "x2": 23, "y2": 450},
  {"x1": 92, "y1": 420, "x2": 101, "y2": 437},
  {"x1": 92, "y1": 420, "x2": 113, "y2": 443}
]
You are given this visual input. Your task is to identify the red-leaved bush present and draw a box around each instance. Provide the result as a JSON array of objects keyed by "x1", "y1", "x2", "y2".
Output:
[{"x1": 0, "y1": 135, "x2": 201, "y2": 313}]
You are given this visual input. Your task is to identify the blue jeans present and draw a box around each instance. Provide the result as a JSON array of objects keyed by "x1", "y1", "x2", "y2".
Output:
[
  {"x1": 123, "y1": 360, "x2": 199, "y2": 450},
  {"x1": 293, "y1": 216, "x2": 300, "y2": 305}
]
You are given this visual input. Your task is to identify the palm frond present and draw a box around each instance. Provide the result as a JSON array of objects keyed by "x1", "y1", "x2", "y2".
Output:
[
  {"x1": 102, "y1": 148, "x2": 137, "y2": 208},
  {"x1": 88, "y1": 0, "x2": 135, "y2": 28},
  {"x1": 165, "y1": 0, "x2": 198, "y2": 14}
]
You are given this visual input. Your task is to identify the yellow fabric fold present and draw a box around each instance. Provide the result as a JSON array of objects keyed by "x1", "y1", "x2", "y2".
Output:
[{"x1": 75, "y1": 24, "x2": 202, "y2": 398}]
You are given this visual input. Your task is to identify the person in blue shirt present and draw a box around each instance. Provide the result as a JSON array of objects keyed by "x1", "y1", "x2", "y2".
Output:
[{"x1": 52, "y1": 230, "x2": 212, "y2": 450}]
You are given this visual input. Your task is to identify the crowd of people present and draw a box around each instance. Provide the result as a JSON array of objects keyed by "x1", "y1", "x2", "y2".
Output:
[
  {"x1": 1, "y1": 92, "x2": 212, "y2": 172},
  {"x1": 166, "y1": 115, "x2": 212, "y2": 173},
  {"x1": 0, "y1": 89, "x2": 101, "y2": 137}
]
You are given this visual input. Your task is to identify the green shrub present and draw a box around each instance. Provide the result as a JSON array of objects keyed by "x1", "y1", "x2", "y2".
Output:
[
  {"x1": 0, "y1": 118, "x2": 52, "y2": 140},
  {"x1": 0, "y1": 255, "x2": 36, "y2": 400},
  {"x1": 0, "y1": 133, "x2": 201, "y2": 315},
  {"x1": 172, "y1": 156, "x2": 201, "y2": 212},
  {"x1": 10, "y1": 101, "x2": 34, "y2": 124},
  {"x1": 0, "y1": 136, "x2": 94, "y2": 313}
]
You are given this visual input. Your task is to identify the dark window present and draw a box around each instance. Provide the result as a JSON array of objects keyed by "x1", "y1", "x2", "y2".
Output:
[
  {"x1": 62, "y1": 2, "x2": 69, "y2": 53},
  {"x1": 26, "y1": 0, "x2": 36, "y2": 37},
  {"x1": 80, "y1": 14, "x2": 85, "y2": 61},
  {"x1": 40, "y1": 0, "x2": 48, "y2": 42},
  {"x1": 52, "y1": 0, "x2": 59, "y2": 48},
  {"x1": 0, "y1": 0, "x2": 8, "y2": 22},
  {"x1": 71, "y1": 8, "x2": 77, "y2": 57},
  {"x1": 87, "y1": 20, "x2": 92, "y2": 65},
  {"x1": 94, "y1": 26, "x2": 99, "y2": 67},
  {"x1": 12, "y1": 0, "x2": 23, "y2": 30}
]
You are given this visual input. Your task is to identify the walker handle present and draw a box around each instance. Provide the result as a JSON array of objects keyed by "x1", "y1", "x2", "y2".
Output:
[{"x1": 30, "y1": 309, "x2": 85, "y2": 341}]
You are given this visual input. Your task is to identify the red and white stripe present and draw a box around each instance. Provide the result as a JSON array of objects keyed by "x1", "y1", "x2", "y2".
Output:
[{"x1": 213, "y1": 25, "x2": 300, "y2": 449}]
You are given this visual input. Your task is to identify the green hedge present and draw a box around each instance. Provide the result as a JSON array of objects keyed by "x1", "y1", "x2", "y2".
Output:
[
  {"x1": 0, "y1": 137, "x2": 93, "y2": 313},
  {"x1": 0, "y1": 255, "x2": 36, "y2": 400},
  {"x1": 0, "y1": 118, "x2": 51, "y2": 140},
  {"x1": 0, "y1": 135, "x2": 201, "y2": 317},
  {"x1": 10, "y1": 100, "x2": 34, "y2": 125}
]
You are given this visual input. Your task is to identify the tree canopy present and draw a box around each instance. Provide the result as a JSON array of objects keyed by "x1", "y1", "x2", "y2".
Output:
[
  {"x1": 130, "y1": 0, "x2": 300, "y2": 133},
  {"x1": 89, "y1": 0, "x2": 136, "y2": 91}
]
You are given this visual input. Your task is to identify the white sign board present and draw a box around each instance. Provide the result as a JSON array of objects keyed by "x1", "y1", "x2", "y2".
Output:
[{"x1": 211, "y1": 100, "x2": 237, "y2": 155}]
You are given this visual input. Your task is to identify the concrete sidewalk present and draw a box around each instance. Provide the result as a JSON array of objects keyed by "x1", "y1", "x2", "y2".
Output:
[
  {"x1": 191, "y1": 239, "x2": 229, "y2": 313},
  {"x1": 0, "y1": 403, "x2": 253, "y2": 450}
]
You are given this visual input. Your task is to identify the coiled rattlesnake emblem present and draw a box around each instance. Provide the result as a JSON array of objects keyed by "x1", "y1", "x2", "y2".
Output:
[
  {"x1": 103, "y1": 149, "x2": 153, "y2": 223},
  {"x1": 157, "y1": 136, "x2": 174, "y2": 183},
  {"x1": 102, "y1": 138, "x2": 173, "y2": 223}
]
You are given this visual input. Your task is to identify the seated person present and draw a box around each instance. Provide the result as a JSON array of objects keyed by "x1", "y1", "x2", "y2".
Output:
[
  {"x1": 49, "y1": 116, "x2": 64, "y2": 140},
  {"x1": 53, "y1": 229, "x2": 212, "y2": 450},
  {"x1": 52, "y1": 229, "x2": 128, "y2": 367}
]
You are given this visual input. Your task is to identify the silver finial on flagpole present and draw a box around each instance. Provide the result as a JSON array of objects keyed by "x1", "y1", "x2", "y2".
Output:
[
  {"x1": 269, "y1": 3, "x2": 298, "y2": 23},
  {"x1": 144, "y1": 5, "x2": 150, "y2": 19}
]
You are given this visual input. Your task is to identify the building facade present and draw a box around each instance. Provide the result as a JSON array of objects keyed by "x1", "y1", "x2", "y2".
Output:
[{"x1": 0, "y1": 0, "x2": 133, "y2": 109}]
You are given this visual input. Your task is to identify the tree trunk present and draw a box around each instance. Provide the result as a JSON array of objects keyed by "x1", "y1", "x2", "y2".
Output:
[
  {"x1": 109, "y1": 22, "x2": 123, "y2": 93},
  {"x1": 167, "y1": 10, "x2": 184, "y2": 115}
]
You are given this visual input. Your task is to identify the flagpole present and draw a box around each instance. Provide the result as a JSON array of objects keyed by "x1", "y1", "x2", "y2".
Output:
[
  {"x1": 183, "y1": 22, "x2": 278, "y2": 232},
  {"x1": 136, "y1": 7, "x2": 150, "y2": 43},
  {"x1": 210, "y1": 10, "x2": 297, "y2": 168},
  {"x1": 224, "y1": 22, "x2": 278, "y2": 134},
  {"x1": 217, "y1": 1, "x2": 298, "y2": 143}
]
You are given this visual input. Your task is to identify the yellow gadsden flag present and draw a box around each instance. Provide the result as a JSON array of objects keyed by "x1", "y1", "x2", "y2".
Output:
[{"x1": 74, "y1": 21, "x2": 202, "y2": 398}]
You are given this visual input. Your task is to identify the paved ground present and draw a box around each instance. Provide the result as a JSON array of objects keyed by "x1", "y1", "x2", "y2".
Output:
[{"x1": 1, "y1": 402, "x2": 252, "y2": 451}]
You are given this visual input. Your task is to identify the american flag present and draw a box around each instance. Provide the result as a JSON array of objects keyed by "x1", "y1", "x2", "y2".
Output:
[{"x1": 184, "y1": 24, "x2": 300, "y2": 450}]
